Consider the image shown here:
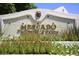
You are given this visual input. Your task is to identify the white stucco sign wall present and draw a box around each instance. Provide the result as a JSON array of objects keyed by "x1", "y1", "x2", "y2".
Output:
[{"x1": 0, "y1": 6, "x2": 79, "y2": 37}]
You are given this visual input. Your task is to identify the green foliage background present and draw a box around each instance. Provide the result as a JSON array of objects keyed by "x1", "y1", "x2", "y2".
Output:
[{"x1": 0, "y1": 3, "x2": 37, "y2": 15}]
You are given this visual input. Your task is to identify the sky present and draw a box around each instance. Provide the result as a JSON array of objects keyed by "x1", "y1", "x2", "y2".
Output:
[{"x1": 35, "y1": 3, "x2": 79, "y2": 14}]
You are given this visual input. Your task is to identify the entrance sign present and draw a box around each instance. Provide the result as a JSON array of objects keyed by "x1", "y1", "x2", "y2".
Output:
[{"x1": 0, "y1": 6, "x2": 78, "y2": 37}]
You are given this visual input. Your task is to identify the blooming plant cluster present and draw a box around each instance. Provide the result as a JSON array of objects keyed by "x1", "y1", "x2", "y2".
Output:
[{"x1": 52, "y1": 43, "x2": 79, "y2": 55}]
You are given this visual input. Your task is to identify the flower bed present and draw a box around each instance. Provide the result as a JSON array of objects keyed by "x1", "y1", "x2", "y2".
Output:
[
  {"x1": 0, "y1": 40, "x2": 52, "y2": 54},
  {"x1": 52, "y1": 43, "x2": 79, "y2": 55},
  {"x1": 0, "y1": 40, "x2": 79, "y2": 55},
  {"x1": 0, "y1": 27, "x2": 79, "y2": 55}
]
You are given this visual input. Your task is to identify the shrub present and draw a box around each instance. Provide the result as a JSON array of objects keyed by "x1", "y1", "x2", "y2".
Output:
[
  {"x1": 62, "y1": 27, "x2": 79, "y2": 41},
  {"x1": 33, "y1": 41, "x2": 40, "y2": 54},
  {"x1": 39, "y1": 42, "x2": 46, "y2": 54},
  {"x1": 45, "y1": 42, "x2": 52, "y2": 54},
  {"x1": 25, "y1": 43, "x2": 33, "y2": 54}
]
